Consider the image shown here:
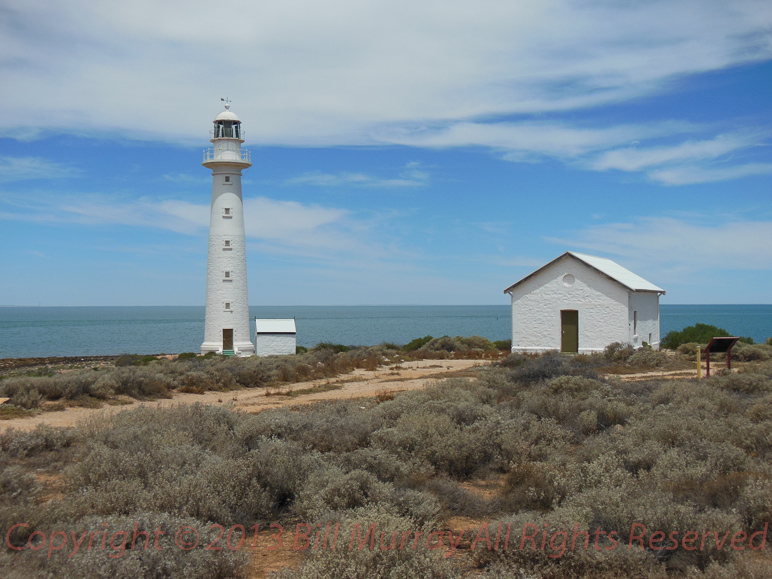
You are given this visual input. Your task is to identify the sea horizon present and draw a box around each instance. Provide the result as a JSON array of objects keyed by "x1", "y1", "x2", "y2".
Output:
[{"x1": 1, "y1": 304, "x2": 770, "y2": 359}]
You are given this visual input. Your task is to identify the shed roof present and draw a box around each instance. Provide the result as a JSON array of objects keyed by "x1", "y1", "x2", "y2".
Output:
[
  {"x1": 255, "y1": 319, "x2": 296, "y2": 334},
  {"x1": 503, "y1": 251, "x2": 665, "y2": 295}
]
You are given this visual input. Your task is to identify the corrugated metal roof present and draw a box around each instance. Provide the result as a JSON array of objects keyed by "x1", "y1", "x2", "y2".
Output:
[
  {"x1": 255, "y1": 319, "x2": 296, "y2": 334},
  {"x1": 503, "y1": 252, "x2": 665, "y2": 294},
  {"x1": 568, "y1": 252, "x2": 664, "y2": 292}
]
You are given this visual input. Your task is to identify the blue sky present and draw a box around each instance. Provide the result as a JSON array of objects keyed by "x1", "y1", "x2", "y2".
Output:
[{"x1": 1, "y1": 0, "x2": 771, "y2": 306}]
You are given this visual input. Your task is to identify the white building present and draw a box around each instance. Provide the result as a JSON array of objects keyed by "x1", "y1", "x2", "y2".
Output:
[
  {"x1": 201, "y1": 101, "x2": 255, "y2": 356},
  {"x1": 503, "y1": 252, "x2": 665, "y2": 353},
  {"x1": 255, "y1": 319, "x2": 297, "y2": 356}
]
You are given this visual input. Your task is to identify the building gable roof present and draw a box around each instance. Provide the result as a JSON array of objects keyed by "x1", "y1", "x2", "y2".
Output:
[
  {"x1": 503, "y1": 252, "x2": 665, "y2": 295},
  {"x1": 256, "y1": 319, "x2": 296, "y2": 334}
]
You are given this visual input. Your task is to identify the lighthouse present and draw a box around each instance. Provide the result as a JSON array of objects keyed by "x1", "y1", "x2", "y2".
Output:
[{"x1": 201, "y1": 100, "x2": 255, "y2": 356}]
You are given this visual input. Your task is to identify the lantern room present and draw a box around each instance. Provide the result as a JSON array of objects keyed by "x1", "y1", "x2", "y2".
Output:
[{"x1": 213, "y1": 107, "x2": 242, "y2": 140}]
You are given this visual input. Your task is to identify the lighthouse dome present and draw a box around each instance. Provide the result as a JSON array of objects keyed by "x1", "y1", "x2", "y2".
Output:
[{"x1": 214, "y1": 109, "x2": 241, "y2": 123}]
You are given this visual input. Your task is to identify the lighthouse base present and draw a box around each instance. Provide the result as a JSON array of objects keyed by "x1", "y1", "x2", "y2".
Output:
[{"x1": 201, "y1": 341, "x2": 255, "y2": 357}]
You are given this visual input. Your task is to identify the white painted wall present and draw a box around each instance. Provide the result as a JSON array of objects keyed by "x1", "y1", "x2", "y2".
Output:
[
  {"x1": 508, "y1": 258, "x2": 631, "y2": 353},
  {"x1": 629, "y1": 291, "x2": 661, "y2": 349},
  {"x1": 255, "y1": 334, "x2": 296, "y2": 356}
]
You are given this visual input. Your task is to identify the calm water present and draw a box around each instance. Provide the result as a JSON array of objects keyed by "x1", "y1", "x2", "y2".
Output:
[{"x1": 0, "y1": 305, "x2": 770, "y2": 358}]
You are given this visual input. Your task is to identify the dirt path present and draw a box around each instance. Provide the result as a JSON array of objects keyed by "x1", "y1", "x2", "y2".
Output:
[{"x1": 0, "y1": 359, "x2": 487, "y2": 432}]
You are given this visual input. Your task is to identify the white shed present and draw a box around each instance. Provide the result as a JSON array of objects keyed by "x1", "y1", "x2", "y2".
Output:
[
  {"x1": 503, "y1": 252, "x2": 665, "y2": 353},
  {"x1": 255, "y1": 319, "x2": 297, "y2": 356}
]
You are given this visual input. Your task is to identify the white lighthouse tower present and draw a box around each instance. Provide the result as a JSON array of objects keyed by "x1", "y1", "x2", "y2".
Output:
[{"x1": 201, "y1": 100, "x2": 255, "y2": 356}]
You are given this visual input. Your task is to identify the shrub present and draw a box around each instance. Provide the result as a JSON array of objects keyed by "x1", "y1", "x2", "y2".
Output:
[
  {"x1": 732, "y1": 342, "x2": 772, "y2": 362},
  {"x1": 412, "y1": 335, "x2": 496, "y2": 358},
  {"x1": 708, "y1": 373, "x2": 772, "y2": 394},
  {"x1": 0, "y1": 424, "x2": 80, "y2": 458},
  {"x1": 605, "y1": 342, "x2": 634, "y2": 362},
  {"x1": 509, "y1": 352, "x2": 571, "y2": 385},
  {"x1": 677, "y1": 342, "x2": 701, "y2": 359},
  {"x1": 497, "y1": 353, "x2": 527, "y2": 369},
  {"x1": 493, "y1": 339, "x2": 512, "y2": 350},
  {"x1": 114, "y1": 354, "x2": 158, "y2": 366},
  {"x1": 403, "y1": 335, "x2": 433, "y2": 352},
  {"x1": 273, "y1": 505, "x2": 462, "y2": 579},
  {"x1": 626, "y1": 349, "x2": 669, "y2": 368},
  {"x1": 36, "y1": 513, "x2": 248, "y2": 579},
  {"x1": 502, "y1": 461, "x2": 566, "y2": 511},
  {"x1": 662, "y1": 323, "x2": 753, "y2": 349},
  {"x1": 313, "y1": 342, "x2": 351, "y2": 353}
]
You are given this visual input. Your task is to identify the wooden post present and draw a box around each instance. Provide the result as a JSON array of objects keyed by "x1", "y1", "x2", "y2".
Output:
[
  {"x1": 697, "y1": 346, "x2": 702, "y2": 379},
  {"x1": 706, "y1": 348, "x2": 711, "y2": 377}
]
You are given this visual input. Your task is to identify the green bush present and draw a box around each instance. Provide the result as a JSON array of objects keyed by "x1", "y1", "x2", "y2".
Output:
[
  {"x1": 493, "y1": 339, "x2": 512, "y2": 350},
  {"x1": 114, "y1": 354, "x2": 158, "y2": 366},
  {"x1": 313, "y1": 342, "x2": 351, "y2": 353},
  {"x1": 662, "y1": 323, "x2": 753, "y2": 349},
  {"x1": 403, "y1": 335, "x2": 433, "y2": 352}
]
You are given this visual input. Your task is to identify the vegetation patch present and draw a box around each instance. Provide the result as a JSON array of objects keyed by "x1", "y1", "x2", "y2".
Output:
[
  {"x1": 2, "y1": 353, "x2": 772, "y2": 577},
  {"x1": 662, "y1": 323, "x2": 755, "y2": 349}
]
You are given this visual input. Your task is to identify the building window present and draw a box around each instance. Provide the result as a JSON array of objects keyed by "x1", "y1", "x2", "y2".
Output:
[
  {"x1": 633, "y1": 311, "x2": 638, "y2": 336},
  {"x1": 223, "y1": 271, "x2": 232, "y2": 281},
  {"x1": 224, "y1": 302, "x2": 231, "y2": 311},
  {"x1": 224, "y1": 176, "x2": 231, "y2": 184},
  {"x1": 223, "y1": 239, "x2": 231, "y2": 249},
  {"x1": 223, "y1": 207, "x2": 232, "y2": 217}
]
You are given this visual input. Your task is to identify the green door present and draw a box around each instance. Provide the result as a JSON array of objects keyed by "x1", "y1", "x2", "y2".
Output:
[
  {"x1": 223, "y1": 329, "x2": 234, "y2": 351},
  {"x1": 561, "y1": 310, "x2": 578, "y2": 353}
]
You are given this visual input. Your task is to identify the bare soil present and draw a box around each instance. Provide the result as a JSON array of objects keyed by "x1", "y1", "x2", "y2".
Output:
[{"x1": 0, "y1": 359, "x2": 486, "y2": 433}]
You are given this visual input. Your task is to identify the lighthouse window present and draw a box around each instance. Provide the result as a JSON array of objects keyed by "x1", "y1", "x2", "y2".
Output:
[
  {"x1": 223, "y1": 239, "x2": 231, "y2": 249},
  {"x1": 224, "y1": 176, "x2": 231, "y2": 183},
  {"x1": 224, "y1": 302, "x2": 231, "y2": 311},
  {"x1": 222, "y1": 207, "x2": 232, "y2": 218},
  {"x1": 223, "y1": 270, "x2": 232, "y2": 280}
]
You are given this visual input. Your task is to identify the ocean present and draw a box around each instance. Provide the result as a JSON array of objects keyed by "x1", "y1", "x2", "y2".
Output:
[{"x1": 0, "y1": 305, "x2": 770, "y2": 359}]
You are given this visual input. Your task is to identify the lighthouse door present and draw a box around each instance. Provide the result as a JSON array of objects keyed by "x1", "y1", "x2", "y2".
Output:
[{"x1": 223, "y1": 329, "x2": 234, "y2": 351}]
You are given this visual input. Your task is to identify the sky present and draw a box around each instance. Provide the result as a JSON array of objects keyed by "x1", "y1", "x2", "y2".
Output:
[{"x1": 0, "y1": 0, "x2": 771, "y2": 306}]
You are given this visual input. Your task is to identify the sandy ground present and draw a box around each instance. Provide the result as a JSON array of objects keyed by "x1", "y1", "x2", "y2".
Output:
[{"x1": 0, "y1": 359, "x2": 487, "y2": 432}]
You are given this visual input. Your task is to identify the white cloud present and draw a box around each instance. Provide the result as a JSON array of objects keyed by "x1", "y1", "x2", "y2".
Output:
[
  {"x1": 2, "y1": 0, "x2": 771, "y2": 144},
  {"x1": 380, "y1": 121, "x2": 697, "y2": 159},
  {"x1": 549, "y1": 217, "x2": 772, "y2": 275},
  {"x1": 589, "y1": 133, "x2": 765, "y2": 172},
  {"x1": 0, "y1": 157, "x2": 81, "y2": 182},
  {"x1": 1, "y1": 1, "x2": 771, "y2": 186},
  {"x1": 649, "y1": 163, "x2": 772, "y2": 185},
  {"x1": 0, "y1": 189, "x2": 396, "y2": 259},
  {"x1": 162, "y1": 173, "x2": 209, "y2": 184},
  {"x1": 286, "y1": 163, "x2": 429, "y2": 188}
]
